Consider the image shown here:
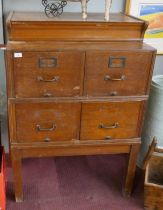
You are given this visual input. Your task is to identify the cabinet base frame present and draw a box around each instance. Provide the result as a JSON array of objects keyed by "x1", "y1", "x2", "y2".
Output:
[{"x1": 10, "y1": 139, "x2": 140, "y2": 202}]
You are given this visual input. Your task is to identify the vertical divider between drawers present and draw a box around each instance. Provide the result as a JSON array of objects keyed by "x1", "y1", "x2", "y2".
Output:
[{"x1": 79, "y1": 51, "x2": 86, "y2": 140}]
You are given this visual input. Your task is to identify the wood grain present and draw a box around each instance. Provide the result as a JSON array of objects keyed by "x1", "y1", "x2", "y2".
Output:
[
  {"x1": 15, "y1": 102, "x2": 81, "y2": 142},
  {"x1": 144, "y1": 154, "x2": 163, "y2": 210},
  {"x1": 7, "y1": 12, "x2": 147, "y2": 41},
  {"x1": 84, "y1": 51, "x2": 153, "y2": 96},
  {"x1": 13, "y1": 51, "x2": 85, "y2": 98},
  {"x1": 80, "y1": 102, "x2": 143, "y2": 140}
]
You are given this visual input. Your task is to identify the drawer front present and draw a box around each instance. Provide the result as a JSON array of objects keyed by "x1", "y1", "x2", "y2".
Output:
[
  {"x1": 84, "y1": 51, "x2": 152, "y2": 96},
  {"x1": 80, "y1": 102, "x2": 143, "y2": 140},
  {"x1": 13, "y1": 51, "x2": 85, "y2": 98},
  {"x1": 15, "y1": 103, "x2": 81, "y2": 142}
]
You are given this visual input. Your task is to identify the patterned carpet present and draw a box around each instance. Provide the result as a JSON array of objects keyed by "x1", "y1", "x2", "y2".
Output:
[{"x1": 6, "y1": 155, "x2": 144, "y2": 210}]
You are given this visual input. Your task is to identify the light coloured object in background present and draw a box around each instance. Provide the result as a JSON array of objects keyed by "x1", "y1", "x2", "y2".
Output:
[
  {"x1": 81, "y1": 0, "x2": 87, "y2": 19},
  {"x1": 138, "y1": 75, "x2": 163, "y2": 167},
  {"x1": 0, "y1": 0, "x2": 2, "y2": 18},
  {"x1": 76, "y1": 0, "x2": 112, "y2": 21},
  {"x1": 105, "y1": 0, "x2": 112, "y2": 21}
]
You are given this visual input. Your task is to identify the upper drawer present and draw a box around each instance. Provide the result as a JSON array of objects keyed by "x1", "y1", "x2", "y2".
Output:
[
  {"x1": 13, "y1": 51, "x2": 85, "y2": 98},
  {"x1": 84, "y1": 51, "x2": 153, "y2": 96},
  {"x1": 80, "y1": 101, "x2": 143, "y2": 140},
  {"x1": 14, "y1": 102, "x2": 81, "y2": 143}
]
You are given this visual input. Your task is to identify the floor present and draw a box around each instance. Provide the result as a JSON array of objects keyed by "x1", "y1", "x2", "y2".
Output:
[{"x1": 6, "y1": 154, "x2": 145, "y2": 210}]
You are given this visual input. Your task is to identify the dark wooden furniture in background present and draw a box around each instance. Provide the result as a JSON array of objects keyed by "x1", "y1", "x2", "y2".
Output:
[
  {"x1": 5, "y1": 12, "x2": 156, "y2": 202},
  {"x1": 143, "y1": 138, "x2": 163, "y2": 210}
]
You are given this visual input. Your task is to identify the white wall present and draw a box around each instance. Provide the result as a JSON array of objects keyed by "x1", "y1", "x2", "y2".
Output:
[
  {"x1": 0, "y1": 0, "x2": 7, "y2": 150},
  {"x1": 154, "y1": 56, "x2": 163, "y2": 75},
  {"x1": 0, "y1": 0, "x2": 4, "y2": 98},
  {"x1": 0, "y1": 0, "x2": 5, "y2": 106},
  {"x1": 3, "y1": 0, "x2": 125, "y2": 13},
  {"x1": 0, "y1": 0, "x2": 1, "y2": 13}
]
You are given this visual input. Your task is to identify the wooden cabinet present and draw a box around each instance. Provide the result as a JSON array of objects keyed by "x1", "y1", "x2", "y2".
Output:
[{"x1": 5, "y1": 12, "x2": 156, "y2": 202}]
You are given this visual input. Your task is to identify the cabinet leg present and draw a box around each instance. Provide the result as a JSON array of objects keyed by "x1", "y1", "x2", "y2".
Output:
[
  {"x1": 11, "y1": 150, "x2": 23, "y2": 202},
  {"x1": 123, "y1": 144, "x2": 140, "y2": 197}
]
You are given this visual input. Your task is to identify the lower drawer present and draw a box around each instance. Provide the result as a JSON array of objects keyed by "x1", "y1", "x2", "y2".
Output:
[
  {"x1": 14, "y1": 102, "x2": 81, "y2": 142},
  {"x1": 80, "y1": 101, "x2": 143, "y2": 140}
]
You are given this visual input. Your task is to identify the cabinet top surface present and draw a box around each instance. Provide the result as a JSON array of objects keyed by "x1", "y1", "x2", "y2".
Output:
[
  {"x1": 7, "y1": 11, "x2": 147, "y2": 42},
  {"x1": 9, "y1": 11, "x2": 143, "y2": 24}
]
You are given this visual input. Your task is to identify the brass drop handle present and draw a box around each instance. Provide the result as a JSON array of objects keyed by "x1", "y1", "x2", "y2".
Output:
[
  {"x1": 104, "y1": 75, "x2": 126, "y2": 81},
  {"x1": 99, "y1": 122, "x2": 119, "y2": 129},
  {"x1": 37, "y1": 76, "x2": 59, "y2": 82},
  {"x1": 36, "y1": 124, "x2": 56, "y2": 132}
]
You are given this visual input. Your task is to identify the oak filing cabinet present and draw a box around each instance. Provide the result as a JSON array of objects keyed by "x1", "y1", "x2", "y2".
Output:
[{"x1": 5, "y1": 12, "x2": 156, "y2": 202}]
